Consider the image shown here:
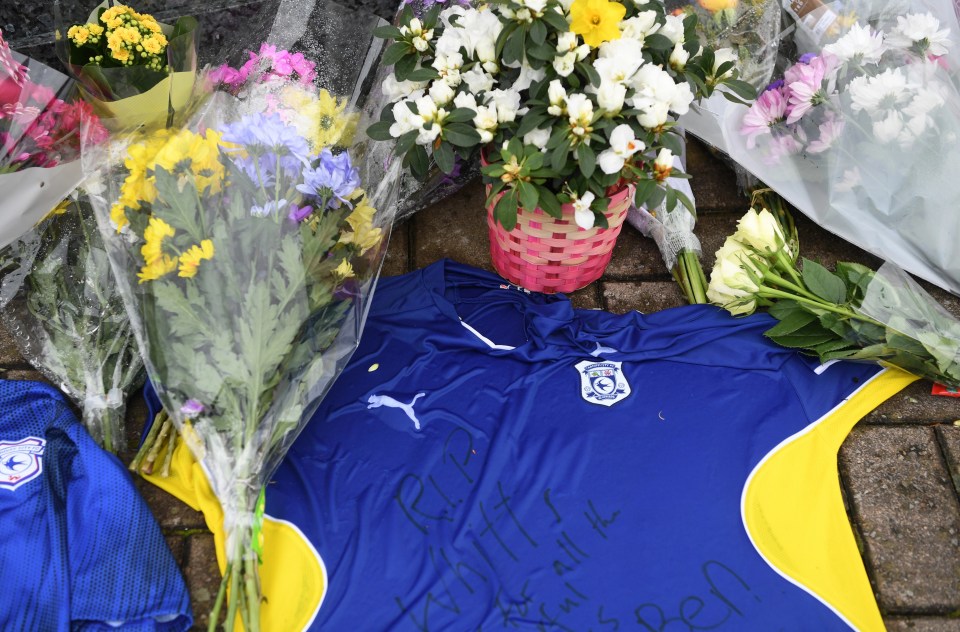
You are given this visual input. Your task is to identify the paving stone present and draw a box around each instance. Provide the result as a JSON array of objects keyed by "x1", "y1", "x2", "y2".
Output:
[
  {"x1": 184, "y1": 534, "x2": 223, "y2": 632},
  {"x1": 793, "y1": 213, "x2": 884, "y2": 271},
  {"x1": 0, "y1": 321, "x2": 24, "y2": 367},
  {"x1": 382, "y1": 220, "x2": 410, "y2": 278},
  {"x1": 412, "y1": 179, "x2": 496, "y2": 274},
  {"x1": 685, "y1": 138, "x2": 748, "y2": 213},
  {"x1": 840, "y1": 426, "x2": 960, "y2": 614},
  {"x1": 164, "y1": 534, "x2": 187, "y2": 567},
  {"x1": 601, "y1": 281, "x2": 686, "y2": 315},
  {"x1": 0, "y1": 368, "x2": 49, "y2": 383},
  {"x1": 885, "y1": 617, "x2": 960, "y2": 631},
  {"x1": 866, "y1": 381, "x2": 960, "y2": 424},
  {"x1": 568, "y1": 284, "x2": 601, "y2": 310},
  {"x1": 937, "y1": 425, "x2": 960, "y2": 500},
  {"x1": 135, "y1": 476, "x2": 208, "y2": 531}
]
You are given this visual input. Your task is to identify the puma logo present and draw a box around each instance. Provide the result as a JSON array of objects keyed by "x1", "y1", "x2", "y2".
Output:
[{"x1": 367, "y1": 393, "x2": 426, "y2": 430}]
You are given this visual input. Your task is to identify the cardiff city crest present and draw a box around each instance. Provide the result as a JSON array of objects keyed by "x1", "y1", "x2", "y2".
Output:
[
  {"x1": 576, "y1": 360, "x2": 631, "y2": 407},
  {"x1": 0, "y1": 437, "x2": 46, "y2": 491}
]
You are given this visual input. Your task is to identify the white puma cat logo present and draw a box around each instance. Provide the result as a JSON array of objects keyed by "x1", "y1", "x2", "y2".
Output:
[{"x1": 367, "y1": 393, "x2": 426, "y2": 430}]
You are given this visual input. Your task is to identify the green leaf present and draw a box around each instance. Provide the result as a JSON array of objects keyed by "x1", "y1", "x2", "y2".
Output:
[
  {"x1": 394, "y1": 54, "x2": 417, "y2": 81},
  {"x1": 396, "y1": 130, "x2": 418, "y2": 155},
  {"x1": 801, "y1": 259, "x2": 847, "y2": 304},
  {"x1": 495, "y1": 189, "x2": 519, "y2": 231},
  {"x1": 406, "y1": 144, "x2": 430, "y2": 179},
  {"x1": 551, "y1": 137, "x2": 571, "y2": 171},
  {"x1": 434, "y1": 141, "x2": 455, "y2": 174},
  {"x1": 516, "y1": 111, "x2": 549, "y2": 138},
  {"x1": 153, "y1": 169, "x2": 203, "y2": 242},
  {"x1": 503, "y1": 28, "x2": 525, "y2": 65},
  {"x1": 518, "y1": 180, "x2": 539, "y2": 212},
  {"x1": 366, "y1": 120, "x2": 394, "y2": 141},
  {"x1": 527, "y1": 42, "x2": 556, "y2": 61},
  {"x1": 766, "y1": 309, "x2": 818, "y2": 336},
  {"x1": 541, "y1": 9, "x2": 568, "y2": 32},
  {"x1": 633, "y1": 179, "x2": 657, "y2": 208},
  {"x1": 580, "y1": 61, "x2": 602, "y2": 89},
  {"x1": 443, "y1": 123, "x2": 482, "y2": 147},
  {"x1": 374, "y1": 24, "x2": 403, "y2": 40},
  {"x1": 382, "y1": 42, "x2": 412, "y2": 67},
  {"x1": 407, "y1": 67, "x2": 441, "y2": 82},
  {"x1": 723, "y1": 79, "x2": 758, "y2": 101},
  {"x1": 530, "y1": 19, "x2": 547, "y2": 45},
  {"x1": 577, "y1": 143, "x2": 596, "y2": 179},
  {"x1": 538, "y1": 187, "x2": 562, "y2": 218},
  {"x1": 645, "y1": 33, "x2": 674, "y2": 52},
  {"x1": 446, "y1": 107, "x2": 477, "y2": 123}
]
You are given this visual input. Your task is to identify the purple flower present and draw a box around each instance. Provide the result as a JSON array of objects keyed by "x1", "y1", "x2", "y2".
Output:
[
  {"x1": 764, "y1": 79, "x2": 784, "y2": 92},
  {"x1": 180, "y1": 399, "x2": 206, "y2": 417},
  {"x1": 798, "y1": 53, "x2": 817, "y2": 64},
  {"x1": 219, "y1": 113, "x2": 311, "y2": 187},
  {"x1": 288, "y1": 203, "x2": 313, "y2": 222},
  {"x1": 296, "y1": 148, "x2": 360, "y2": 209}
]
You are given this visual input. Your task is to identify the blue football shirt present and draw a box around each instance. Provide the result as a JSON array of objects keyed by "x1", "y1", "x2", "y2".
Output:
[{"x1": 0, "y1": 380, "x2": 192, "y2": 631}]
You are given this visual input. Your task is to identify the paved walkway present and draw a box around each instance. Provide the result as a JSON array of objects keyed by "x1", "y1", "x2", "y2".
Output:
[{"x1": 1, "y1": 139, "x2": 957, "y2": 630}]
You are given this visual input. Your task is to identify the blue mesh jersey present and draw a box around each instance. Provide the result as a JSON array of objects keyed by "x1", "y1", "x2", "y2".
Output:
[
  {"x1": 0, "y1": 380, "x2": 192, "y2": 631},
  {"x1": 144, "y1": 259, "x2": 913, "y2": 631}
]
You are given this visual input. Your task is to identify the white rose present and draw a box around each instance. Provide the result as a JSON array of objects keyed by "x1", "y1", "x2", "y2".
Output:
[
  {"x1": 552, "y1": 52, "x2": 577, "y2": 77},
  {"x1": 462, "y1": 67, "x2": 496, "y2": 94},
  {"x1": 713, "y1": 240, "x2": 762, "y2": 294},
  {"x1": 596, "y1": 82, "x2": 627, "y2": 114},
  {"x1": 733, "y1": 208, "x2": 786, "y2": 255},
  {"x1": 428, "y1": 81, "x2": 455, "y2": 106},
  {"x1": 523, "y1": 126, "x2": 552, "y2": 151},
  {"x1": 572, "y1": 191, "x2": 597, "y2": 229}
]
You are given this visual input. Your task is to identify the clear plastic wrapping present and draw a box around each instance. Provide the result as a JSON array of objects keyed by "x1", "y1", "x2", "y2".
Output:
[
  {"x1": 0, "y1": 29, "x2": 106, "y2": 250},
  {"x1": 0, "y1": 192, "x2": 144, "y2": 453},
  {"x1": 79, "y1": 0, "x2": 400, "y2": 626},
  {"x1": 683, "y1": 0, "x2": 960, "y2": 297}
]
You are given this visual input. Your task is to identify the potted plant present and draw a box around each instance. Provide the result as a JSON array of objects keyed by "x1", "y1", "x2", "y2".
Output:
[{"x1": 369, "y1": 0, "x2": 753, "y2": 292}]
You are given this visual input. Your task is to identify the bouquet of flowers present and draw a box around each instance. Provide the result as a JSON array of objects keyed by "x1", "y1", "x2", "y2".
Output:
[
  {"x1": 82, "y1": 6, "x2": 401, "y2": 625},
  {"x1": 0, "y1": 27, "x2": 109, "y2": 250},
  {"x1": 0, "y1": 193, "x2": 143, "y2": 453},
  {"x1": 55, "y1": 0, "x2": 199, "y2": 129},
  {"x1": 707, "y1": 203, "x2": 960, "y2": 388},
  {"x1": 368, "y1": 0, "x2": 754, "y2": 232},
  {"x1": 682, "y1": 0, "x2": 960, "y2": 296}
]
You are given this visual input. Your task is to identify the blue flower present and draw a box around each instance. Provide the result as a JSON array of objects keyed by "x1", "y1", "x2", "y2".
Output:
[
  {"x1": 251, "y1": 198, "x2": 289, "y2": 217},
  {"x1": 219, "y1": 113, "x2": 311, "y2": 188},
  {"x1": 296, "y1": 149, "x2": 361, "y2": 209}
]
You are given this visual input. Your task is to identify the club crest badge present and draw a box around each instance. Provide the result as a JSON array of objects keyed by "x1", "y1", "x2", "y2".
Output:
[
  {"x1": 0, "y1": 437, "x2": 46, "y2": 491},
  {"x1": 576, "y1": 360, "x2": 631, "y2": 406}
]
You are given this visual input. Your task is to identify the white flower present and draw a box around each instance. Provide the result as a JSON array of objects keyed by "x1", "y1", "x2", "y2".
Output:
[
  {"x1": 595, "y1": 39, "x2": 645, "y2": 84},
  {"x1": 598, "y1": 124, "x2": 644, "y2": 174},
  {"x1": 474, "y1": 104, "x2": 499, "y2": 143},
  {"x1": 429, "y1": 81, "x2": 455, "y2": 106},
  {"x1": 823, "y1": 23, "x2": 886, "y2": 65},
  {"x1": 654, "y1": 148, "x2": 674, "y2": 172},
  {"x1": 733, "y1": 208, "x2": 786, "y2": 255},
  {"x1": 556, "y1": 0, "x2": 574, "y2": 11},
  {"x1": 462, "y1": 67, "x2": 496, "y2": 95},
  {"x1": 670, "y1": 43, "x2": 690, "y2": 70},
  {"x1": 709, "y1": 239, "x2": 763, "y2": 301},
  {"x1": 620, "y1": 12, "x2": 659, "y2": 41},
  {"x1": 659, "y1": 14, "x2": 685, "y2": 45},
  {"x1": 457, "y1": 10, "x2": 504, "y2": 60},
  {"x1": 521, "y1": 0, "x2": 548, "y2": 15},
  {"x1": 382, "y1": 74, "x2": 427, "y2": 101},
  {"x1": 711, "y1": 48, "x2": 738, "y2": 80},
  {"x1": 400, "y1": 17, "x2": 423, "y2": 37},
  {"x1": 637, "y1": 101, "x2": 670, "y2": 129},
  {"x1": 547, "y1": 80, "x2": 567, "y2": 116},
  {"x1": 453, "y1": 92, "x2": 478, "y2": 111},
  {"x1": 389, "y1": 99, "x2": 421, "y2": 137},
  {"x1": 630, "y1": 64, "x2": 694, "y2": 127},
  {"x1": 835, "y1": 167, "x2": 861, "y2": 193},
  {"x1": 513, "y1": 62, "x2": 546, "y2": 92},
  {"x1": 886, "y1": 12, "x2": 951, "y2": 57},
  {"x1": 565, "y1": 93, "x2": 594, "y2": 128},
  {"x1": 413, "y1": 36, "x2": 429, "y2": 52},
  {"x1": 557, "y1": 31, "x2": 578, "y2": 53},
  {"x1": 523, "y1": 127, "x2": 552, "y2": 151},
  {"x1": 903, "y1": 86, "x2": 946, "y2": 118},
  {"x1": 596, "y1": 82, "x2": 627, "y2": 114},
  {"x1": 872, "y1": 110, "x2": 903, "y2": 143},
  {"x1": 515, "y1": 8, "x2": 533, "y2": 22},
  {"x1": 434, "y1": 30, "x2": 463, "y2": 58},
  {"x1": 553, "y1": 51, "x2": 577, "y2": 77},
  {"x1": 848, "y1": 68, "x2": 910, "y2": 116},
  {"x1": 487, "y1": 88, "x2": 522, "y2": 123},
  {"x1": 432, "y1": 52, "x2": 464, "y2": 87},
  {"x1": 572, "y1": 191, "x2": 596, "y2": 229}
]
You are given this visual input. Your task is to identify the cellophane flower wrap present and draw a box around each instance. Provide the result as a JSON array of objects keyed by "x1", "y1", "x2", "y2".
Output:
[
  {"x1": 0, "y1": 193, "x2": 143, "y2": 453},
  {"x1": 54, "y1": 0, "x2": 199, "y2": 129},
  {"x1": 80, "y1": 3, "x2": 401, "y2": 626},
  {"x1": 0, "y1": 27, "x2": 108, "y2": 250},
  {"x1": 683, "y1": 0, "x2": 960, "y2": 297}
]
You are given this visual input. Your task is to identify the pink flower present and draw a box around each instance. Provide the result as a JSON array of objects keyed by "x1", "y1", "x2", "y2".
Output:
[
  {"x1": 784, "y1": 53, "x2": 838, "y2": 124},
  {"x1": 741, "y1": 87, "x2": 788, "y2": 148},
  {"x1": 763, "y1": 132, "x2": 805, "y2": 165},
  {"x1": 806, "y1": 113, "x2": 845, "y2": 153}
]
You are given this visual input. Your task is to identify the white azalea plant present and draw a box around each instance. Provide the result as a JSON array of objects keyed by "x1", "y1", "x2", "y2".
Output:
[{"x1": 368, "y1": 0, "x2": 753, "y2": 230}]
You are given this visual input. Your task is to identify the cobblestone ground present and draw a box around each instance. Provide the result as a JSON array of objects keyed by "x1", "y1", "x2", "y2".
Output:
[{"x1": 1, "y1": 139, "x2": 957, "y2": 630}]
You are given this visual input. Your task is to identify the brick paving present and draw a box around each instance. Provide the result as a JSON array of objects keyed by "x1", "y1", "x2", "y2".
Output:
[{"x1": 2, "y1": 138, "x2": 959, "y2": 629}]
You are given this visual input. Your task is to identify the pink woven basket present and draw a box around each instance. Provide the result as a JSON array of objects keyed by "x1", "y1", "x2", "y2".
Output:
[{"x1": 486, "y1": 184, "x2": 633, "y2": 294}]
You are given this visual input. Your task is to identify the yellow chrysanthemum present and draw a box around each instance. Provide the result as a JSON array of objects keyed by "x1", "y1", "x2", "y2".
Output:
[
  {"x1": 141, "y1": 216, "x2": 176, "y2": 265},
  {"x1": 280, "y1": 87, "x2": 358, "y2": 151},
  {"x1": 178, "y1": 240, "x2": 214, "y2": 278},
  {"x1": 339, "y1": 197, "x2": 383, "y2": 254},
  {"x1": 335, "y1": 259, "x2": 355, "y2": 280},
  {"x1": 152, "y1": 129, "x2": 225, "y2": 193},
  {"x1": 137, "y1": 255, "x2": 178, "y2": 283},
  {"x1": 569, "y1": 0, "x2": 626, "y2": 48},
  {"x1": 110, "y1": 202, "x2": 130, "y2": 232}
]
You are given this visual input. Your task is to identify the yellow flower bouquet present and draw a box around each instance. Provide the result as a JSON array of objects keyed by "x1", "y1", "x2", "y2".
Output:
[
  {"x1": 82, "y1": 39, "x2": 401, "y2": 630},
  {"x1": 55, "y1": 0, "x2": 198, "y2": 128}
]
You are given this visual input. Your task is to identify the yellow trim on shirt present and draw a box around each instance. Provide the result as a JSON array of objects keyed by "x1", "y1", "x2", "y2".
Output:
[
  {"x1": 742, "y1": 367, "x2": 917, "y2": 631},
  {"x1": 142, "y1": 436, "x2": 327, "y2": 631}
]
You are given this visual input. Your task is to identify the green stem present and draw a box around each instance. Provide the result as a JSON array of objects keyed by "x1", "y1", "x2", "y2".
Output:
[
  {"x1": 130, "y1": 410, "x2": 165, "y2": 472},
  {"x1": 207, "y1": 560, "x2": 232, "y2": 632},
  {"x1": 680, "y1": 251, "x2": 708, "y2": 304},
  {"x1": 762, "y1": 269, "x2": 824, "y2": 304},
  {"x1": 757, "y1": 286, "x2": 862, "y2": 319},
  {"x1": 224, "y1": 553, "x2": 242, "y2": 632},
  {"x1": 244, "y1": 552, "x2": 260, "y2": 632}
]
